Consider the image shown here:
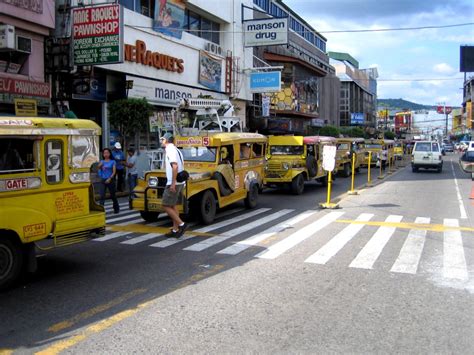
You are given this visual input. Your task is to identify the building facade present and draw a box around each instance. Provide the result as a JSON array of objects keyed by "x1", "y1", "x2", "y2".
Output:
[
  {"x1": 329, "y1": 52, "x2": 377, "y2": 128},
  {"x1": 462, "y1": 77, "x2": 473, "y2": 135},
  {"x1": 0, "y1": 0, "x2": 55, "y2": 116}
]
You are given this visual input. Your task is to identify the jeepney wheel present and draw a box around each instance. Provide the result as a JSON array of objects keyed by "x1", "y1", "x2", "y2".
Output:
[
  {"x1": 291, "y1": 174, "x2": 305, "y2": 195},
  {"x1": 140, "y1": 211, "x2": 160, "y2": 222},
  {"x1": 0, "y1": 237, "x2": 23, "y2": 290},
  {"x1": 199, "y1": 190, "x2": 216, "y2": 225},
  {"x1": 244, "y1": 183, "x2": 259, "y2": 209},
  {"x1": 343, "y1": 163, "x2": 351, "y2": 177}
]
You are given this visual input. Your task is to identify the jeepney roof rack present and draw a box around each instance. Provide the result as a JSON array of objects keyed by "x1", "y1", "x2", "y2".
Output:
[{"x1": 178, "y1": 98, "x2": 243, "y2": 134}]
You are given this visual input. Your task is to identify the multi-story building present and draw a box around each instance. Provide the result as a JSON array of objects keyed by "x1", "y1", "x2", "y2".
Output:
[
  {"x1": 50, "y1": 0, "x2": 254, "y2": 148},
  {"x1": 329, "y1": 52, "x2": 377, "y2": 127},
  {"x1": 0, "y1": 0, "x2": 55, "y2": 115},
  {"x1": 250, "y1": 0, "x2": 338, "y2": 134}
]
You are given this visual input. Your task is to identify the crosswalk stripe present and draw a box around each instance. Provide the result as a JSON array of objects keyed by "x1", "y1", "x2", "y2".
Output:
[
  {"x1": 184, "y1": 209, "x2": 294, "y2": 252},
  {"x1": 304, "y1": 213, "x2": 374, "y2": 264},
  {"x1": 217, "y1": 210, "x2": 316, "y2": 255},
  {"x1": 257, "y1": 211, "x2": 345, "y2": 260},
  {"x1": 106, "y1": 212, "x2": 141, "y2": 223},
  {"x1": 193, "y1": 208, "x2": 271, "y2": 233},
  {"x1": 94, "y1": 231, "x2": 134, "y2": 242},
  {"x1": 443, "y1": 219, "x2": 468, "y2": 280},
  {"x1": 349, "y1": 215, "x2": 403, "y2": 269},
  {"x1": 105, "y1": 207, "x2": 134, "y2": 216},
  {"x1": 121, "y1": 233, "x2": 162, "y2": 245},
  {"x1": 390, "y1": 217, "x2": 429, "y2": 274},
  {"x1": 104, "y1": 202, "x2": 129, "y2": 211}
]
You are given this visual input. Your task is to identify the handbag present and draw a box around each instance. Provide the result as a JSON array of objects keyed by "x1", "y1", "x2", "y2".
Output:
[{"x1": 173, "y1": 148, "x2": 189, "y2": 182}]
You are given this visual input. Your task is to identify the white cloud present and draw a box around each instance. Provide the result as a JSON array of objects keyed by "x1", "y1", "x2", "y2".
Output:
[{"x1": 433, "y1": 63, "x2": 455, "y2": 74}]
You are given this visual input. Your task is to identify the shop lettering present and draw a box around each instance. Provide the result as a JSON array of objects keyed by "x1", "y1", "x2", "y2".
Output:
[
  {"x1": 155, "y1": 88, "x2": 191, "y2": 101},
  {"x1": 72, "y1": 5, "x2": 120, "y2": 38},
  {"x1": 125, "y1": 40, "x2": 184, "y2": 74},
  {"x1": 5, "y1": 178, "x2": 28, "y2": 190},
  {"x1": 0, "y1": 78, "x2": 50, "y2": 98},
  {"x1": 73, "y1": 5, "x2": 119, "y2": 24}
]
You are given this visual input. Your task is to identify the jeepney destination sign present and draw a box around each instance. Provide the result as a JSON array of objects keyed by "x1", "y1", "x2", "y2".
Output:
[{"x1": 72, "y1": 4, "x2": 123, "y2": 65}]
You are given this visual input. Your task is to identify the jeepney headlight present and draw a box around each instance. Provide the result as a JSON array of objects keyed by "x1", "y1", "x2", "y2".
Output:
[
  {"x1": 69, "y1": 172, "x2": 90, "y2": 183},
  {"x1": 148, "y1": 176, "x2": 158, "y2": 187},
  {"x1": 264, "y1": 164, "x2": 269, "y2": 171},
  {"x1": 282, "y1": 162, "x2": 290, "y2": 170}
]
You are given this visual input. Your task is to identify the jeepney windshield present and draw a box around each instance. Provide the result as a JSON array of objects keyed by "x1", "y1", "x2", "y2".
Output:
[
  {"x1": 395, "y1": 143, "x2": 402, "y2": 147},
  {"x1": 365, "y1": 144, "x2": 382, "y2": 149},
  {"x1": 180, "y1": 146, "x2": 217, "y2": 162},
  {"x1": 69, "y1": 136, "x2": 100, "y2": 168},
  {"x1": 337, "y1": 143, "x2": 350, "y2": 150},
  {"x1": 270, "y1": 145, "x2": 304, "y2": 156},
  {"x1": 0, "y1": 137, "x2": 36, "y2": 174}
]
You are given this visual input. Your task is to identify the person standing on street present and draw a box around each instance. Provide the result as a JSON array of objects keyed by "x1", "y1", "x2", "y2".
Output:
[
  {"x1": 161, "y1": 132, "x2": 188, "y2": 238},
  {"x1": 126, "y1": 147, "x2": 138, "y2": 195},
  {"x1": 381, "y1": 145, "x2": 388, "y2": 171},
  {"x1": 98, "y1": 148, "x2": 120, "y2": 214},
  {"x1": 112, "y1": 142, "x2": 125, "y2": 192}
]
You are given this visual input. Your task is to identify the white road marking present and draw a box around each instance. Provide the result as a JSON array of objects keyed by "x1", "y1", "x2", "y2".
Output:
[
  {"x1": 94, "y1": 231, "x2": 134, "y2": 242},
  {"x1": 104, "y1": 202, "x2": 129, "y2": 212},
  {"x1": 184, "y1": 209, "x2": 294, "y2": 252},
  {"x1": 349, "y1": 215, "x2": 403, "y2": 269},
  {"x1": 121, "y1": 233, "x2": 162, "y2": 245},
  {"x1": 443, "y1": 219, "x2": 468, "y2": 280},
  {"x1": 106, "y1": 213, "x2": 141, "y2": 223},
  {"x1": 257, "y1": 211, "x2": 345, "y2": 260},
  {"x1": 390, "y1": 217, "x2": 429, "y2": 274},
  {"x1": 451, "y1": 162, "x2": 467, "y2": 219},
  {"x1": 304, "y1": 213, "x2": 374, "y2": 264},
  {"x1": 217, "y1": 210, "x2": 316, "y2": 255}
]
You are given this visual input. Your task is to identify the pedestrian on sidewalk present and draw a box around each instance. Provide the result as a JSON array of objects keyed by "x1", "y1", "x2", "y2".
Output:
[
  {"x1": 112, "y1": 142, "x2": 126, "y2": 192},
  {"x1": 98, "y1": 148, "x2": 120, "y2": 213},
  {"x1": 160, "y1": 132, "x2": 188, "y2": 238},
  {"x1": 381, "y1": 145, "x2": 388, "y2": 171},
  {"x1": 126, "y1": 147, "x2": 138, "y2": 194}
]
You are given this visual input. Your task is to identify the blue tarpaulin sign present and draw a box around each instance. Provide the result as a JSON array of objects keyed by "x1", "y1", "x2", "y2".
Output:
[
  {"x1": 250, "y1": 71, "x2": 281, "y2": 93},
  {"x1": 351, "y1": 112, "x2": 365, "y2": 125}
]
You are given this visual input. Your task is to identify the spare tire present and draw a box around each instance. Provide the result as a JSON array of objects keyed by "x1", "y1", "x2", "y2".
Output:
[{"x1": 306, "y1": 155, "x2": 317, "y2": 177}]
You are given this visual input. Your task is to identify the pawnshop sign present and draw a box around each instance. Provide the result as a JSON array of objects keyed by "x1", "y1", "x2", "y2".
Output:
[
  {"x1": 244, "y1": 17, "x2": 288, "y2": 47},
  {"x1": 72, "y1": 4, "x2": 123, "y2": 65}
]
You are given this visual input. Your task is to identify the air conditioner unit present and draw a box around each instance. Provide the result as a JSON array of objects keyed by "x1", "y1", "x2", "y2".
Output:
[
  {"x1": 205, "y1": 42, "x2": 222, "y2": 57},
  {"x1": 16, "y1": 35, "x2": 32, "y2": 54},
  {"x1": 0, "y1": 24, "x2": 16, "y2": 51}
]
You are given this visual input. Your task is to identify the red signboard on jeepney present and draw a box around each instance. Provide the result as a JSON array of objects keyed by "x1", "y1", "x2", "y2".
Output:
[{"x1": 0, "y1": 76, "x2": 50, "y2": 98}]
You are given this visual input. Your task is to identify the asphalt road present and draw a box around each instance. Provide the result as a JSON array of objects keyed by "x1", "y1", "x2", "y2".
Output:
[{"x1": 1, "y1": 154, "x2": 473, "y2": 354}]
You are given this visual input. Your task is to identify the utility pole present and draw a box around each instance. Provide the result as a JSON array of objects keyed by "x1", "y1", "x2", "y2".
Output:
[{"x1": 444, "y1": 102, "x2": 448, "y2": 138}]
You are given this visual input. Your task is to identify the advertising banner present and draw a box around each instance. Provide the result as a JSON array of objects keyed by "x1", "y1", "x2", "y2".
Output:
[
  {"x1": 0, "y1": 76, "x2": 50, "y2": 98},
  {"x1": 244, "y1": 17, "x2": 288, "y2": 47},
  {"x1": 14, "y1": 99, "x2": 37, "y2": 116},
  {"x1": 437, "y1": 106, "x2": 453, "y2": 114},
  {"x1": 72, "y1": 74, "x2": 106, "y2": 101},
  {"x1": 262, "y1": 95, "x2": 270, "y2": 117},
  {"x1": 153, "y1": 0, "x2": 185, "y2": 39},
  {"x1": 250, "y1": 71, "x2": 281, "y2": 93},
  {"x1": 350, "y1": 112, "x2": 364, "y2": 125},
  {"x1": 72, "y1": 4, "x2": 123, "y2": 65},
  {"x1": 198, "y1": 51, "x2": 222, "y2": 91}
]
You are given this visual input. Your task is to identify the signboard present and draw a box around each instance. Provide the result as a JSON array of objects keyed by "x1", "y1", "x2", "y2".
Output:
[
  {"x1": 350, "y1": 112, "x2": 364, "y2": 125},
  {"x1": 250, "y1": 71, "x2": 281, "y2": 93},
  {"x1": 437, "y1": 106, "x2": 452, "y2": 114},
  {"x1": 0, "y1": 77, "x2": 50, "y2": 98},
  {"x1": 322, "y1": 145, "x2": 337, "y2": 171},
  {"x1": 262, "y1": 95, "x2": 270, "y2": 117},
  {"x1": 244, "y1": 17, "x2": 288, "y2": 47},
  {"x1": 72, "y1": 4, "x2": 123, "y2": 65},
  {"x1": 14, "y1": 98, "x2": 37, "y2": 116},
  {"x1": 72, "y1": 74, "x2": 106, "y2": 101}
]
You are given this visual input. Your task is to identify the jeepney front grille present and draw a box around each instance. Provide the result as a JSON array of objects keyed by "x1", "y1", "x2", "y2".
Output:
[{"x1": 267, "y1": 162, "x2": 282, "y2": 171}]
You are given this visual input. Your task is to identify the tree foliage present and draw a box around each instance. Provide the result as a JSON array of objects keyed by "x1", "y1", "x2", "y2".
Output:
[
  {"x1": 340, "y1": 126, "x2": 366, "y2": 138},
  {"x1": 384, "y1": 131, "x2": 395, "y2": 140},
  {"x1": 309, "y1": 125, "x2": 340, "y2": 137},
  {"x1": 108, "y1": 98, "x2": 154, "y2": 142}
]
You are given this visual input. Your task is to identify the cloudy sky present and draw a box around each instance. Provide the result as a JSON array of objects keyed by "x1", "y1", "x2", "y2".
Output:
[{"x1": 284, "y1": 0, "x2": 474, "y2": 106}]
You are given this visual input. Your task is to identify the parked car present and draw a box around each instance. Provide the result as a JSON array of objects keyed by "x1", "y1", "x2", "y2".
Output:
[
  {"x1": 443, "y1": 143, "x2": 454, "y2": 153},
  {"x1": 411, "y1": 141, "x2": 443, "y2": 173}
]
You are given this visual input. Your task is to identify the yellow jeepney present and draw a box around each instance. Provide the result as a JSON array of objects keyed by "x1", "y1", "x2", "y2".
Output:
[
  {"x1": 132, "y1": 132, "x2": 267, "y2": 225},
  {"x1": 336, "y1": 137, "x2": 366, "y2": 177},
  {"x1": 394, "y1": 141, "x2": 404, "y2": 160},
  {"x1": 363, "y1": 139, "x2": 395, "y2": 167},
  {"x1": 264, "y1": 135, "x2": 336, "y2": 195},
  {"x1": 0, "y1": 117, "x2": 105, "y2": 289}
]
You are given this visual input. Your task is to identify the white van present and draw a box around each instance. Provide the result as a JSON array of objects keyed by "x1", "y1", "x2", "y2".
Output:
[{"x1": 412, "y1": 141, "x2": 443, "y2": 173}]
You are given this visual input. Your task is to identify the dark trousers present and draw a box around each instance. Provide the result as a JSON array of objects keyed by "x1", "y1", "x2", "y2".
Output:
[
  {"x1": 116, "y1": 169, "x2": 125, "y2": 192},
  {"x1": 128, "y1": 173, "x2": 138, "y2": 192},
  {"x1": 99, "y1": 179, "x2": 120, "y2": 213},
  {"x1": 381, "y1": 160, "x2": 387, "y2": 171}
]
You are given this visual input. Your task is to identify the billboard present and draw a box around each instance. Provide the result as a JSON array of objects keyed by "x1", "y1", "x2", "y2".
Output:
[
  {"x1": 198, "y1": 51, "x2": 222, "y2": 91},
  {"x1": 249, "y1": 71, "x2": 281, "y2": 93},
  {"x1": 437, "y1": 106, "x2": 452, "y2": 114},
  {"x1": 153, "y1": 0, "x2": 185, "y2": 39},
  {"x1": 460, "y1": 46, "x2": 474, "y2": 72},
  {"x1": 350, "y1": 112, "x2": 364, "y2": 125},
  {"x1": 244, "y1": 17, "x2": 288, "y2": 47},
  {"x1": 72, "y1": 4, "x2": 123, "y2": 66}
]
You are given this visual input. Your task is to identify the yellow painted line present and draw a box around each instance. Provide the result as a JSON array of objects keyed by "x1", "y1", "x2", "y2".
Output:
[
  {"x1": 336, "y1": 219, "x2": 474, "y2": 233},
  {"x1": 106, "y1": 224, "x2": 215, "y2": 237},
  {"x1": 0, "y1": 349, "x2": 13, "y2": 355},
  {"x1": 36, "y1": 264, "x2": 225, "y2": 355},
  {"x1": 47, "y1": 288, "x2": 147, "y2": 333}
]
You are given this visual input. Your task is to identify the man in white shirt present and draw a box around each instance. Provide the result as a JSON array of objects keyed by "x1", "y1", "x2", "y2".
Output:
[{"x1": 160, "y1": 132, "x2": 188, "y2": 238}]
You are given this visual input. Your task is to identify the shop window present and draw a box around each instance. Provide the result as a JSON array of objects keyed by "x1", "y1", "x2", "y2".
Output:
[
  {"x1": 0, "y1": 51, "x2": 29, "y2": 75},
  {"x1": 0, "y1": 138, "x2": 36, "y2": 174},
  {"x1": 184, "y1": 10, "x2": 220, "y2": 44},
  {"x1": 201, "y1": 17, "x2": 212, "y2": 42},
  {"x1": 139, "y1": 0, "x2": 152, "y2": 17}
]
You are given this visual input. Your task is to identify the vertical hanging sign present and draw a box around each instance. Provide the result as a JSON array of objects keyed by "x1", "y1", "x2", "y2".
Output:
[{"x1": 72, "y1": 4, "x2": 124, "y2": 65}]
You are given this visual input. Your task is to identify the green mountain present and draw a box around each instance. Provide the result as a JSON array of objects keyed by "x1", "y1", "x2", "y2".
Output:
[{"x1": 377, "y1": 99, "x2": 435, "y2": 111}]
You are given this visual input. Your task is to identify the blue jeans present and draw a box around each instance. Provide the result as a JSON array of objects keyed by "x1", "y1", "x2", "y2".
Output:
[
  {"x1": 99, "y1": 179, "x2": 119, "y2": 213},
  {"x1": 128, "y1": 174, "x2": 138, "y2": 192}
]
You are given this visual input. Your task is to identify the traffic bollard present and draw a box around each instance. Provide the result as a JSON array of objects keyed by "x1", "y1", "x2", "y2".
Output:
[
  {"x1": 320, "y1": 170, "x2": 339, "y2": 209},
  {"x1": 367, "y1": 152, "x2": 372, "y2": 187},
  {"x1": 348, "y1": 153, "x2": 358, "y2": 195},
  {"x1": 378, "y1": 154, "x2": 384, "y2": 179}
]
